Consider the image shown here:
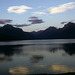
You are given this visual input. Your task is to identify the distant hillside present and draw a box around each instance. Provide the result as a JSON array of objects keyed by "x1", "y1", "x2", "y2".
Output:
[
  {"x1": 31, "y1": 22, "x2": 75, "y2": 39},
  {"x1": 0, "y1": 24, "x2": 34, "y2": 41}
]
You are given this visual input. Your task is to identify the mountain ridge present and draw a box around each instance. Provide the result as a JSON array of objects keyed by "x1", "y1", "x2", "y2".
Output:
[
  {"x1": 0, "y1": 22, "x2": 75, "y2": 41},
  {"x1": 31, "y1": 22, "x2": 75, "y2": 39},
  {"x1": 0, "y1": 24, "x2": 34, "y2": 41}
]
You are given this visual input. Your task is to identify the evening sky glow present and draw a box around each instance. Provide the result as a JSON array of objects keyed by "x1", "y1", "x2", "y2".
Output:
[{"x1": 0, "y1": 0, "x2": 75, "y2": 32}]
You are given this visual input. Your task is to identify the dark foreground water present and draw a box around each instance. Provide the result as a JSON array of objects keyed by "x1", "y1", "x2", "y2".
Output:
[{"x1": 0, "y1": 39, "x2": 75, "y2": 75}]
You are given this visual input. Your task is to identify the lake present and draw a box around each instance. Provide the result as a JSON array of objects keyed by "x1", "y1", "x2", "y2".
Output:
[{"x1": 0, "y1": 39, "x2": 75, "y2": 75}]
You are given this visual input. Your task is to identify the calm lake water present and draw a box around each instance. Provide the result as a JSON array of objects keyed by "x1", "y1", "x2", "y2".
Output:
[{"x1": 0, "y1": 39, "x2": 75, "y2": 75}]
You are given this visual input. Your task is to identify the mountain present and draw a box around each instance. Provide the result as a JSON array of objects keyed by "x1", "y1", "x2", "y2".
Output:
[
  {"x1": 31, "y1": 22, "x2": 75, "y2": 39},
  {"x1": 0, "y1": 24, "x2": 34, "y2": 41},
  {"x1": 0, "y1": 22, "x2": 75, "y2": 41},
  {"x1": 59, "y1": 22, "x2": 75, "y2": 38},
  {"x1": 38, "y1": 26, "x2": 58, "y2": 39}
]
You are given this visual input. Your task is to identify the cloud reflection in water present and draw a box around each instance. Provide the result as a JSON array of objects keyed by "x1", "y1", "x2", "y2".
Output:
[
  {"x1": 49, "y1": 65, "x2": 75, "y2": 73},
  {"x1": 35, "y1": 64, "x2": 46, "y2": 68},
  {"x1": 31, "y1": 55, "x2": 43, "y2": 63},
  {"x1": 9, "y1": 66, "x2": 31, "y2": 75}
]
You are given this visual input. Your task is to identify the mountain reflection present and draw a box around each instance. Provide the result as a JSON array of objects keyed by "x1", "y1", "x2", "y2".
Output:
[
  {"x1": 49, "y1": 45, "x2": 63, "y2": 53},
  {"x1": 0, "y1": 56, "x2": 12, "y2": 62},
  {"x1": 0, "y1": 45, "x2": 24, "y2": 56},
  {"x1": 49, "y1": 44, "x2": 75, "y2": 56},
  {"x1": 63, "y1": 44, "x2": 75, "y2": 55},
  {"x1": 0, "y1": 42, "x2": 75, "y2": 75},
  {"x1": 0, "y1": 45, "x2": 24, "y2": 62},
  {"x1": 0, "y1": 43, "x2": 75, "y2": 63}
]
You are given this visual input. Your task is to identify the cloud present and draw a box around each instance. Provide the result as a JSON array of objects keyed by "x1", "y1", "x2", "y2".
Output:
[
  {"x1": 29, "y1": 16, "x2": 44, "y2": 24},
  {"x1": 32, "y1": 11, "x2": 46, "y2": 15},
  {"x1": 7, "y1": 5, "x2": 32, "y2": 14},
  {"x1": 0, "y1": 19, "x2": 12, "y2": 24},
  {"x1": 61, "y1": 22, "x2": 67, "y2": 24},
  {"x1": 13, "y1": 24, "x2": 30, "y2": 27},
  {"x1": 12, "y1": 16, "x2": 44, "y2": 27},
  {"x1": 47, "y1": 2, "x2": 75, "y2": 14},
  {"x1": 61, "y1": 20, "x2": 75, "y2": 24}
]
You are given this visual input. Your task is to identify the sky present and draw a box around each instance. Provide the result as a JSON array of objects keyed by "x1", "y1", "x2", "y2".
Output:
[{"x1": 0, "y1": 0, "x2": 75, "y2": 32}]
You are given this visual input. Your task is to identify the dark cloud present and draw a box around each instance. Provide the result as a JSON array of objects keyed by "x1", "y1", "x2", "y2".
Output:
[
  {"x1": 29, "y1": 17, "x2": 38, "y2": 19},
  {"x1": 29, "y1": 16, "x2": 44, "y2": 24},
  {"x1": 61, "y1": 22, "x2": 67, "y2": 24},
  {"x1": 0, "y1": 17, "x2": 44, "y2": 27},
  {"x1": 0, "y1": 19, "x2": 12, "y2": 24},
  {"x1": 61, "y1": 20, "x2": 75, "y2": 24},
  {"x1": 13, "y1": 24, "x2": 30, "y2": 27},
  {"x1": 14, "y1": 17, "x2": 44, "y2": 28}
]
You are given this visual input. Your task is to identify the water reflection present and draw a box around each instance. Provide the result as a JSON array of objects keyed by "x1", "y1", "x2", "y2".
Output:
[
  {"x1": 0, "y1": 45, "x2": 24, "y2": 62},
  {"x1": 31, "y1": 55, "x2": 43, "y2": 63},
  {"x1": 0, "y1": 44, "x2": 75, "y2": 58},
  {"x1": 0, "y1": 56, "x2": 12, "y2": 62},
  {"x1": 0, "y1": 43, "x2": 75, "y2": 63},
  {"x1": 49, "y1": 44, "x2": 75, "y2": 56},
  {"x1": 49, "y1": 65, "x2": 75, "y2": 73},
  {"x1": 35, "y1": 64, "x2": 46, "y2": 68},
  {"x1": 0, "y1": 45, "x2": 24, "y2": 56},
  {"x1": 0, "y1": 42, "x2": 75, "y2": 74},
  {"x1": 48, "y1": 44, "x2": 63, "y2": 53},
  {"x1": 63, "y1": 44, "x2": 75, "y2": 55},
  {"x1": 9, "y1": 67, "x2": 30, "y2": 75}
]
